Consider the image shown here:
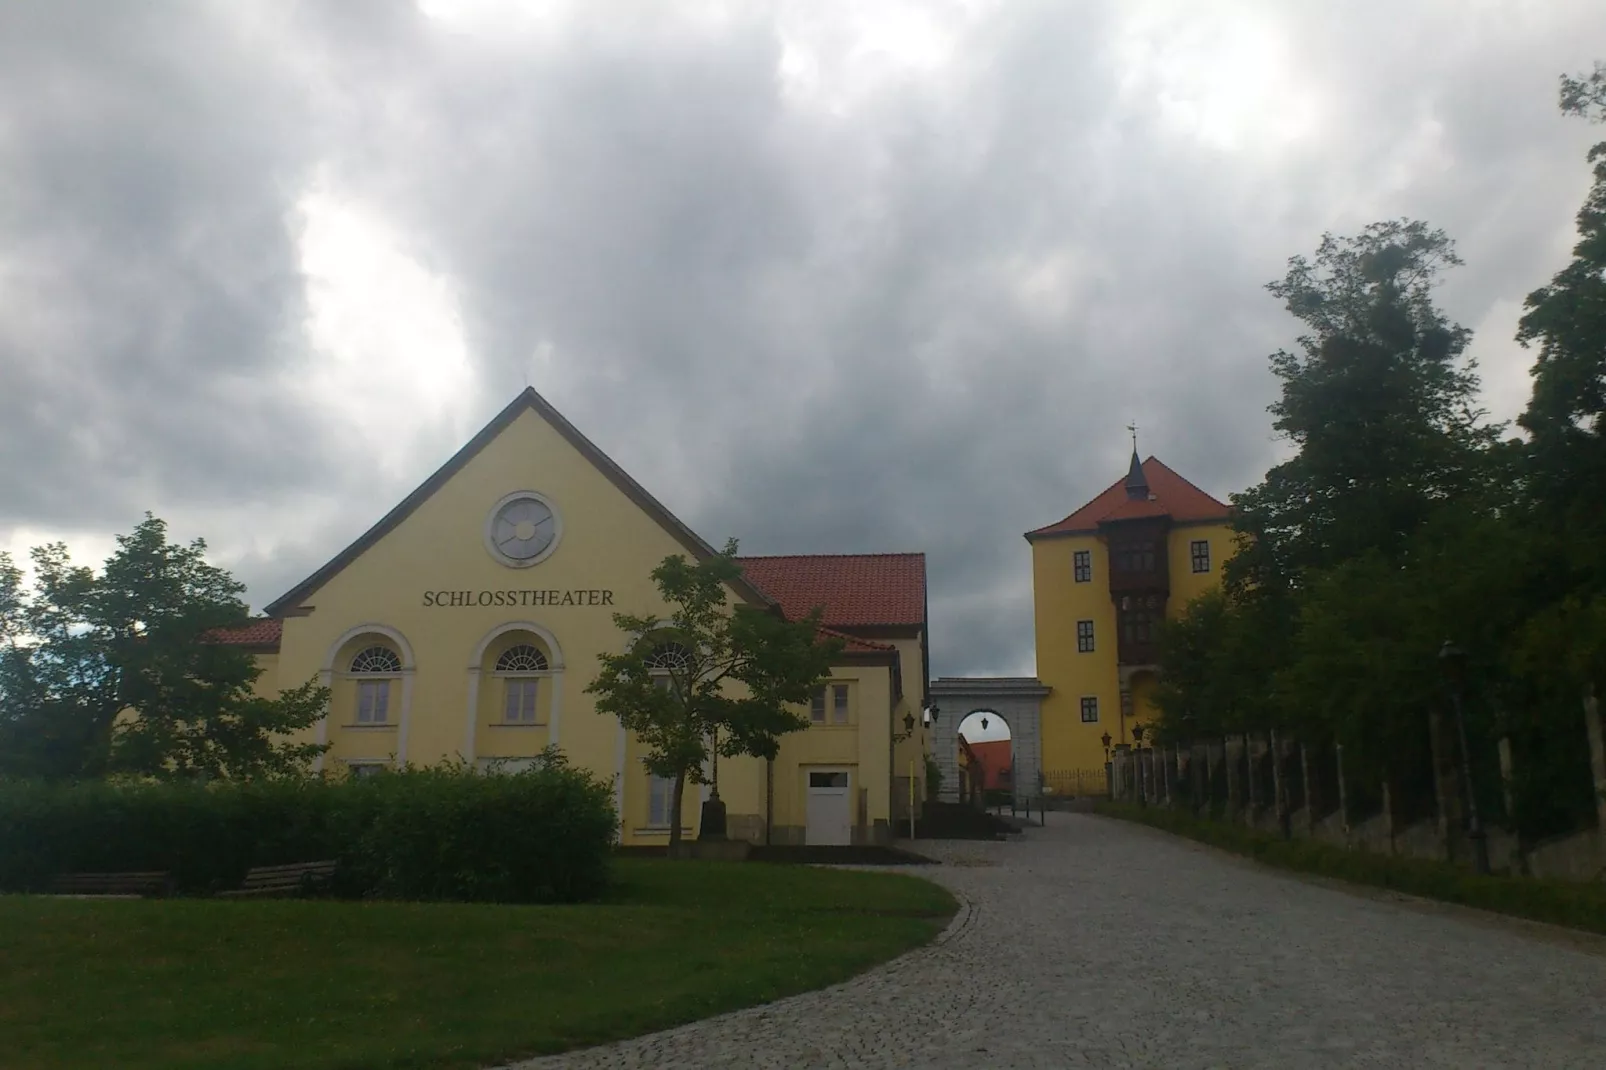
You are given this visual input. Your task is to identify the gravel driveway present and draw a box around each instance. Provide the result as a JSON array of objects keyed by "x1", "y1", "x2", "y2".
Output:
[{"x1": 502, "y1": 812, "x2": 1606, "y2": 1069}]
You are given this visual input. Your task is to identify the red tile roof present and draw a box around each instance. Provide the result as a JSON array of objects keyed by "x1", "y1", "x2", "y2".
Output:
[
  {"x1": 1025, "y1": 457, "x2": 1231, "y2": 539},
  {"x1": 207, "y1": 619, "x2": 283, "y2": 647},
  {"x1": 960, "y1": 738, "x2": 1014, "y2": 790},
  {"x1": 736, "y1": 553, "x2": 926, "y2": 629},
  {"x1": 817, "y1": 625, "x2": 896, "y2": 654}
]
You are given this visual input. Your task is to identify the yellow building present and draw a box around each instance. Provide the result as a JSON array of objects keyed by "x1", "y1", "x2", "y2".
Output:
[
  {"x1": 1025, "y1": 451, "x2": 1232, "y2": 772},
  {"x1": 216, "y1": 388, "x2": 930, "y2": 847}
]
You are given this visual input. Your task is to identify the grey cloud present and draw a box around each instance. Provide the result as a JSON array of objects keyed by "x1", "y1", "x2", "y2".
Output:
[{"x1": 3, "y1": 1, "x2": 1605, "y2": 678}]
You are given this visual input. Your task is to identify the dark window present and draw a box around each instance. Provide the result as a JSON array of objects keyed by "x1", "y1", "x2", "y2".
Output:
[
  {"x1": 1121, "y1": 610, "x2": 1157, "y2": 645},
  {"x1": 1073, "y1": 550, "x2": 1091, "y2": 583},
  {"x1": 1080, "y1": 697, "x2": 1099, "y2": 723},
  {"x1": 1115, "y1": 542, "x2": 1157, "y2": 573},
  {"x1": 1191, "y1": 539, "x2": 1211, "y2": 573},
  {"x1": 1076, "y1": 620, "x2": 1094, "y2": 653}
]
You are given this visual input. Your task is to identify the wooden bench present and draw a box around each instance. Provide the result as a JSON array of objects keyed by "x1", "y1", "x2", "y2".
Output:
[
  {"x1": 48, "y1": 871, "x2": 172, "y2": 898},
  {"x1": 218, "y1": 860, "x2": 338, "y2": 899}
]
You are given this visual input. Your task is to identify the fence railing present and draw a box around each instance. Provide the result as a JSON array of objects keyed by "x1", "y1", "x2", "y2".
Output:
[{"x1": 1041, "y1": 768, "x2": 1109, "y2": 799}]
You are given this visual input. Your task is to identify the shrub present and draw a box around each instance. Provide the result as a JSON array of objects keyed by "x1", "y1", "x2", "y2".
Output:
[{"x1": 0, "y1": 752, "x2": 617, "y2": 903}]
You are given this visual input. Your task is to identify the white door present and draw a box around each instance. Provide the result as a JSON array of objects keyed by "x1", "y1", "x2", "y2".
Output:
[{"x1": 806, "y1": 770, "x2": 852, "y2": 845}]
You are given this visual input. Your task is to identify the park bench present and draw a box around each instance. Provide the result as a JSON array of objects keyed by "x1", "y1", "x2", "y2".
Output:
[
  {"x1": 218, "y1": 860, "x2": 338, "y2": 899},
  {"x1": 48, "y1": 871, "x2": 172, "y2": 898}
]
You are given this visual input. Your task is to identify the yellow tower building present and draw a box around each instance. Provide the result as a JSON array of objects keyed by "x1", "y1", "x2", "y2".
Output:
[{"x1": 1025, "y1": 450, "x2": 1233, "y2": 774}]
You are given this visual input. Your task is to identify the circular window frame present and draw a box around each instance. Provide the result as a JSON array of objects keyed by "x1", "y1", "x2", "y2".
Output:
[{"x1": 483, "y1": 490, "x2": 563, "y2": 569}]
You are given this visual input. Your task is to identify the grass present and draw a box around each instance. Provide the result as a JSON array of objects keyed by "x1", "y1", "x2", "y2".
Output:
[
  {"x1": 0, "y1": 859, "x2": 955, "y2": 1070},
  {"x1": 1096, "y1": 801, "x2": 1606, "y2": 936}
]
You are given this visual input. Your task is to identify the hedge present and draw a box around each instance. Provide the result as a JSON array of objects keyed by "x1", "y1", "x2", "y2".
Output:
[
  {"x1": 1095, "y1": 802, "x2": 1606, "y2": 937},
  {"x1": 0, "y1": 756, "x2": 617, "y2": 903}
]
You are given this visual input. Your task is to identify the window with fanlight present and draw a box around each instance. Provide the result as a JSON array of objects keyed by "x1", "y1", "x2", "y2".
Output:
[
  {"x1": 494, "y1": 643, "x2": 550, "y2": 724},
  {"x1": 644, "y1": 641, "x2": 693, "y2": 694},
  {"x1": 349, "y1": 645, "x2": 401, "y2": 724}
]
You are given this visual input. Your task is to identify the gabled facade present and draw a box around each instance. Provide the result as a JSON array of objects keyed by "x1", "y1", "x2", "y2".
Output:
[
  {"x1": 217, "y1": 388, "x2": 929, "y2": 847},
  {"x1": 1025, "y1": 452, "x2": 1233, "y2": 772}
]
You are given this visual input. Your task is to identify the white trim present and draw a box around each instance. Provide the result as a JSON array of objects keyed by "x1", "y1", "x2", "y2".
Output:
[
  {"x1": 615, "y1": 719, "x2": 627, "y2": 839},
  {"x1": 464, "y1": 667, "x2": 482, "y2": 760},
  {"x1": 467, "y1": 621, "x2": 567, "y2": 763},
  {"x1": 483, "y1": 489, "x2": 563, "y2": 569},
  {"x1": 323, "y1": 623, "x2": 417, "y2": 673},
  {"x1": 314, "y1": 668, "x2": 333, "y2": 774},
  {"x1": 469, "y1": 620, "x2": 566, "y2": 671},
  {"x1": 397, "y1": 670, "x2": 416, "y2": 764},
  {"x1": 549, "y1": 672, "x2": 563, "y2": 746}
]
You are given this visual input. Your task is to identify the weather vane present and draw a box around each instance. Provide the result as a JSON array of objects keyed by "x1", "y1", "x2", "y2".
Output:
[{"x1": 1126, "y1": 421, "x2": 1138, "y2": 454}]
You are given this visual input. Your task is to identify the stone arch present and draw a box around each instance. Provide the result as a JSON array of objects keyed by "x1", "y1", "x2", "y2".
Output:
[{"x1": 930, "y1": 677, "x2": 1048, "y2": 804}]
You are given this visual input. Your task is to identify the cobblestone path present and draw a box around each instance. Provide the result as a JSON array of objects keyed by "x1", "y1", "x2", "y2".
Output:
[{"x1": 502, "y1": 812, "x2": 1606, "y2": 1069}]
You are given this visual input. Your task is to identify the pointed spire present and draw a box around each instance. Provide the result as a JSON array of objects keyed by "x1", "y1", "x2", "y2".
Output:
[{"x1": 1124, "y1": 422, "x2": 1149, "y2": 499}]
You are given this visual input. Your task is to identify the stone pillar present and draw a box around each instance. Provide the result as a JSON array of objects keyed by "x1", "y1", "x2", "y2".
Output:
[
  {"x1": 1497, "y1": 736, "x2": 1524, "y2": 874},
  {"x1": 1335, "y1": 742, "x2": 1351, "y2": 838},
  {"x1": 1113, "y1": 744, "x2": 1131, "y2": 801},
  {"x1": 1428, "y1": 706, "x2": 1466, "y2": 864},
  {"x1": 1224, "y1": 736, "x2": 1242, "y2": 820},
  {"x1": 1164, "y1": 745, "x2": 1176, "y2": 806},
  {"x1": 1381, "y1": 780, "x2": 1396, "y2": 855},
  {"x1": 1244, "y1": 733, "x2": 1261, "y2": 827},
  {"x1": 1271, "y1": 729, "x2": 1290, "y2": 838},
  {"x1": 1585, "y1": 688, "x2": 1606, "y2": 843},
  {"x1": 1300, "y1": 742, "x2": 1317, "y2": 835}
]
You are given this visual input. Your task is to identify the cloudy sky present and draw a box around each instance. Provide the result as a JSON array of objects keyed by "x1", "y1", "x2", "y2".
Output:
[{"x1": 2, "y1": 1, "x2": 1602, "y2": 678}]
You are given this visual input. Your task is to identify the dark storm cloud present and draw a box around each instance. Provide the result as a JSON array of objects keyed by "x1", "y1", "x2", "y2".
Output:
[
  {"x1": 3, "y1": 1, "x2": 1604, "y2": 676},
  {"x1": 0, "y1": 4, "x2": 337, "y2": 530}
]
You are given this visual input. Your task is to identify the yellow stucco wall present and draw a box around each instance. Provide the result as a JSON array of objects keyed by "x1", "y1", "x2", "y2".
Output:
[
  {"x1": 1032, "y1": 519, "x2": 1234, "y2": 771},
  {"x1": 256, "y1": 405, "x2": 906, "y2": 845}
]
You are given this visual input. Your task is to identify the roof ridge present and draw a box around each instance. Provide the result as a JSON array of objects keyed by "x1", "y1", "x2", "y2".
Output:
[
  {"x1": 734, "y1": 551, "x2": 925, "y2": 560},
  {"x1": 264, "y1": 387, "x2": 773, "y2": 616},
  {"x1": 1141, "y1": 455, "x2": 1230, "y2": 511}
]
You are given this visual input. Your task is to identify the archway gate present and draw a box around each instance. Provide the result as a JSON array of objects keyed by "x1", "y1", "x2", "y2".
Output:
[{"x1": 930, "y1": 677, "x2": 1048, "y2": 805}]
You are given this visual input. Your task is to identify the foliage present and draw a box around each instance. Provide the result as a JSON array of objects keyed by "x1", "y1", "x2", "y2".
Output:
[
  {"x1": 0, "y1": 753, "x2": 617, "y2": 903},
  {"x1": 0, "y1": 861, "x2": 953, "y2": 1070},
  {"x1": 1097, "y1": 803, "x2": 1606, "y2": 938},
  {"x1": 0, "y1": 515, "x2": 326, "y2": 780},
  {"x1": 586, "y1": 539, "x2": 841, "y2": 853},
  {"x1": 1157, "y1": 67, "x2": 1606, "y2": 839}
]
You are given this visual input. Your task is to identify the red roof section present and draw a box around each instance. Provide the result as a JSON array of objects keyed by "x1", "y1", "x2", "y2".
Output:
[
  {"x1": 1026, "y1": 457, "x2": 1231, "y2": 538},
  {"x1": 735, "y1": 553, "x2": 926, "y2": 628},
  {"x1": 960, "y1": 738, "x2": 1014, "y2": 790},
  {"x1": 817, "y1": 625, "x2": 896, "y2": 654},
  {"x1": 207, "y1": 619, "x2": 283, "y2": 647}
]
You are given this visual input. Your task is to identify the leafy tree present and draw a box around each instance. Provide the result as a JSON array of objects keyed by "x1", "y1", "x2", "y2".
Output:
[
  {"x1": 586, "y1": 540, "x2": 840, "y2": 855},
  {"x1": 0, "y1": 515, "x2": 326, "y2": 780},
  {"x1": 1229, "y1": 220, "x2": 1499, "y2": 597},
  {"x1": 1512, "y1": 62, "x2": 1606, "y2": 695}
]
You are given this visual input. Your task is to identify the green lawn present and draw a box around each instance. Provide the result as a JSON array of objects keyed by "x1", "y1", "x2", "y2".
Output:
[{"x1": 0, "y1": 860, "x2": 955, "y2": 1070}]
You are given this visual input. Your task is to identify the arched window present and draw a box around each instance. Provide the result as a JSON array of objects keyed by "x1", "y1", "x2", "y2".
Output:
[
  {"x1": 350, "y1": 646, "x2": 402, "y2": 674},
  {"x1": 495, "y1": 644, "x2": 549, "y2": 673},
  {"x1": 494, "y1": 643, "x2": 550, "y2": 724},
  {"x1": 643, "y1": 642, "x2": 693, "y2": 694},
  {"x1": 348, "y1": 645, "x2": 401, "y2": 724}
]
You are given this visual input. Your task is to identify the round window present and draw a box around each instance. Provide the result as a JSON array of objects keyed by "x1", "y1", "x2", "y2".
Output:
[{"x1": 484, "y1": 491, "x2": 561, "y2": 568}]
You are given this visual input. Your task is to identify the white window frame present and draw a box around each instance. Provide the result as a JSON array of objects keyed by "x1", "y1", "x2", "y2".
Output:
[
  {"x1": 355, "y1": 679, "x2": 391, "y2": 724},
  {"x1": 646, "y1": 772, "x2": 678, "y2": 828}
]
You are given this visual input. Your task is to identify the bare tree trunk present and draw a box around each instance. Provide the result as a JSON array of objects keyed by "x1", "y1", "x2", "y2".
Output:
[{"x1": 670, "y1": 770, "x2": 687, "y2": 858}]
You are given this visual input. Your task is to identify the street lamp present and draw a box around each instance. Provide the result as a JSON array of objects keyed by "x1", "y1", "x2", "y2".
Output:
[
  {"x1": 903, "y1": 711, "x2": 916, "y2": 735},
  {"x1": 1439, "y1": 639, "x2": 1491, "y2": 875},
  {"x1": 1101, "y1": 731, "x2": 1112, "y2": 760}
]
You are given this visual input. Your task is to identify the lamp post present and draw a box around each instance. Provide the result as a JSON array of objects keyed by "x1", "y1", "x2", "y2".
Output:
[
  {"x1": 1439, "y1": 640, "x2": 1490, "y2": 875},
  {"x1": 1131, "y1": 723, "x2": 1148, "y2": 806}
]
